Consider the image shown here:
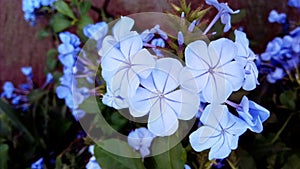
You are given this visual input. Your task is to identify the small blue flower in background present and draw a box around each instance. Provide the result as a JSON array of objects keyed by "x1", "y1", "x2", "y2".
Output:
[
  {"x1": 129, "y1": 58, "x2": 200, "y2": 136},
  {"x1": 288, "y1": 0, "x2": 300, "y2": 8},
  {"x1": 86, "y1": 145, "x2": 102, "y2": 169},
  {"x1": 180, "y1": 38, "x2": 244, "y2": 103},
  {"x1": 236, "y1": 96, "x2": 270, "y2": 133},
  {"x1": 204, "y1": 0, "x2": 240, "y2": 33},
  {"x1": 84, "y1": 22, "x2": 108, "y2": 41},
  {"x1": 22, "y1": 0, "x2": 57, "y2": 25},
  {"x1": 234, "y1": 30, "x2": 259, "y2": 91},
  {"x1": 189, "y1": 104, "x2": 247, "y2": 160},
  {"x1": 1, "y1": 82, "x2": 14, "y2": 99},
  {"x1": 259, "y1": 26, "x2": 300, "y2": 83},
  {"x1": 58, "y1": 32, "x2": 81, "y2": 69},
  {"x1": 31, "y1": 157, "x2": 43, "y2": 169},
  {"x1": 151, "y1": 38, "x2": 165, "y2": 57},
  {"x1": 84, "y1": 22, "x2": 108, "y2": 49},
  {"x1": 21, "y1": 66, "x2": 33, "y2": 79},
  {"x1": 127, "y1": 127, "x2": 156, "y2": 158},
  {"x1": 184, "y1": 164, "x2": 191, "y2": 169},
  {"x1": 267, "y1": 67, "x2": 286, "y2": 83},
  {"x1": 268, "y1": 10, "x2": 287, "y2": 24}
]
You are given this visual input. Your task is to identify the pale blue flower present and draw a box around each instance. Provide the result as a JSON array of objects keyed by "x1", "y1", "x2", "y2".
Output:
[
  {"x1": 267, "y1": 67, "x2": 285, "y2": 83},
  {"x1": 288, "y1": 0, "x2": 300, "y2": 8},
  {"x1": 205, "y1": 0, "x2": 240, "y2": 33},
  {"x1": 236, "y1": 96, "x2": 270, "y2": 133},
  {"x1": 234, "y1": 30, "x2": 259, "y2": 91},
  {"x1": 83, "y1": 22, "x2": 108, "y2": 41},
  {"x1": 184, "y1": 164, "x2": 191, "y2": 169},
  {"x1": 21, "y1": 67, "x2": 33, "y2": 78},
  {"x1": 31, "y1": 157, "x2": 43, "y2": 169},
  {"x1": 261, "y1": 37, "x2": 283, "y2": 61},
  {"x1": 151, "y1": 38, "x2": 165, "y2": 57},
  {"x1": 1, "y1": 82, "x2": 14, "y2": 99},
  {"x1": 180, "y1": 38, "x2": 244, "y2": 103},
  {"x1": 101, "y1": 34, "x2": 156, "y2": 99},
  {"x1": 99, "y1": 16, "x2": 138, "y2": 56},
  {"x1": 86, "y1": 156, "x2": 102, "y2": 169},
  {"x1": 129, "y1": 58, "x2": 200, "y2": 136},
  {"x1": 128, "y1": 127, "x2": 156, "y2": 158},
  {"x1": 290, "y1": 27, "x2": 300, "y2": 53},
  {"x1": 268, "y1": 10, "x2": 287, "y2": 24},
  {"x1": 12, "y1": 95, "x2": 22, "y2": 105},
  {"x1": 45, "y1": 73, "x2": 53, "y2": 84},
  {"x1": 102, "y1": 85, "x2": 128, "y2": 109},
  {"x1": 189, "y1": 104, "x2": 247, "y2": 160}
]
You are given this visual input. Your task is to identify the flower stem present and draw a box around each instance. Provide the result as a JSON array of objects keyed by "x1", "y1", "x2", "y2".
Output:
[
  {"x1": 270, "y1": 113, "x2": 293, "y2": 144},
  {"x1": 203, "y1": 12, "x2": 221, "y2": 35}
]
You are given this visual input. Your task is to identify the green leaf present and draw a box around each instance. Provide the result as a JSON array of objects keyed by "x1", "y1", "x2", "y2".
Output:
[
  {"x1": 46, "y1": 49, "x2": 58, "y2": 72},
  {"x1": 282, "y1": 154, "x2": 300, "y2": 169},
  {"x1": 0, "y1": 144, "x2": 9, "y2": 169},
  {"x1": 94, "y1": 139, "x2": 146, "y2": 169},
  {"x1": 54, "y1": 0, "x2": 76, "y2": 19},
  {"x1": 79, "y1": 96, "x2": 99, "y2": 114},
  {"x1": 77, "y1": 15, "x2": 93, "y2": 30},
  {"x1": 79, "y1": 1, "x2": 92, "y2": 15},
  {"x1": 279, "y1": 90, "x2": 296, "y2": 110},
  {"x1": 0, "y1": 99, "x2": 34, "y2": 143},
  {"x1": 237, "y1": 148, "x2": 256, "y2": 169},
  {"x1": 28, "y1": 89, "x2": 48, "y2": 103},
  {"x1": 231, "y1": 9, "x2": 246, "y2": 23},
  {"x1": 51, "y1": 13, "x2": 72, "y2": 33},
  {"x1": 37, "y1": 29, "x2": 50, "y2": 39},
  {"x1": 151, "y1": 135, "x2": 186, "y2": 169}
]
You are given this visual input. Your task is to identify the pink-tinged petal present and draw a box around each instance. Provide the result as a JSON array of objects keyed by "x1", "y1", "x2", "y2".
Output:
[
  {"x1": 148, "y1": 100, "x2": 178, "y2": 136},
  {"x1": 131, "y1": 49, "x2": 156, "y2": 79},
  {"x1": 208, "y1": 38, "x2": 237, "y2": 67},
  {"x1": 189, "y1": 126, "x2": 220, "y2": 152},
  {"x1": 129, "y1": 87, "x2": 155, "y2": 117},
  {"x1": 185, "y1": 40, "x2": 211, "y2": 70},
  {"x1": 152, "y1": 58, "x2": 183, "y2": 94},
  {"x1": 179, "y1": 67, "x2": 209, "y2": 93}
]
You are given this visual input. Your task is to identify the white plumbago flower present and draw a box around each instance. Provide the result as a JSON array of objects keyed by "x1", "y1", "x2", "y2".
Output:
[
  {"x1": 180, "y1": 38, "x2": 244, "y2": 103},
  {"x1": 189, "y1": 104, "x2": 247, "y2": 160},
  {"x1": 234, "y1": 30, "x2": 259, "y2": 91},
  {"x1": 127, "y1": 127, "x2": 156, "y2": 158},
  {"x1": 99, "y1": 16, "x2": 139, "y2": 57},
  {"x1": 129, "y1": 58, "x2": 200, "y2": 136}
]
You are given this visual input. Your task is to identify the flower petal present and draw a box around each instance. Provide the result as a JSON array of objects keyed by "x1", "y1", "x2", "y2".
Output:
[
  {"x1": 148, "y1": 100, "x2": 178, "y2": 136},
  {"x1": 131, "y1": 49, "x2": 156, "y2": 79},
  {"x1": 189, "y1": 126, "x2": 220, "y2": 152},
  {"x1": 185, "y1": 40, "x2": 210, "y2": 70}
]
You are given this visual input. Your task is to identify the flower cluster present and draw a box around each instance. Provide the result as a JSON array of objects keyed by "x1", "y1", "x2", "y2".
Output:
[
  {"x1": 268, "y1": 10, "x2": 287, "y2": 24},
  {"x1": 127, "y1": 127, "x2": 156, "y2": 158},
  {"x1": 99, "y1": 15, "x2": 270, "y2": 159},
  {"x1": 22, "y1": 0, "x2": 57, "y2": 25},
  {"x1": 55, "y1": 31, "x2": 88, "y2": 120},
  {"x1": 1, "y1": 67, "x2": 53, "y2": 110},
  {"x1": 260, "y1": 27, "x2": 300, "y2": 83},
  {"x1": 55, "y1": 22, "x2": 108, "y2": 120}
]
